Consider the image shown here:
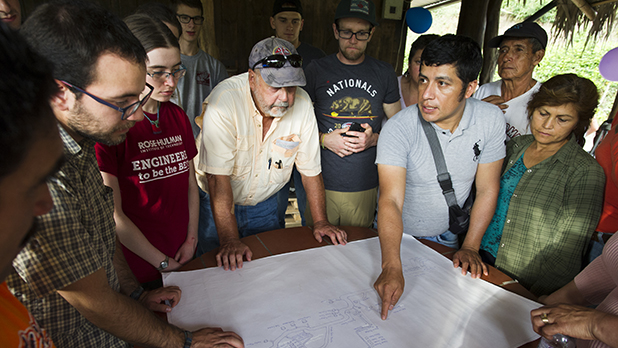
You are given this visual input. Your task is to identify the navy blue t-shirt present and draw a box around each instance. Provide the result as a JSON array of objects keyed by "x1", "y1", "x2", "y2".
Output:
[{"x1": 305, "y1": 54, "x2": 399, "y2": 192}]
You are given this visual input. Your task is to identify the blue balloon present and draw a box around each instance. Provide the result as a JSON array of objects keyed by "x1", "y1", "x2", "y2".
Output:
[{"x1": 406, "y1": 7, "x2": 432, "y2": 34}]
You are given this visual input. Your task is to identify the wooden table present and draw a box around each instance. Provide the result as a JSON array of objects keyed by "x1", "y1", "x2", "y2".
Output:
[{"x1": 180, "y1": 226, "x2": 540, "y2": 347}]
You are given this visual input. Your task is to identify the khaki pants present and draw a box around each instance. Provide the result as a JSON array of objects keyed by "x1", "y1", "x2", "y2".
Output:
[{"x1": 305, "y1": 187, "x2": 378, "y2": 228}]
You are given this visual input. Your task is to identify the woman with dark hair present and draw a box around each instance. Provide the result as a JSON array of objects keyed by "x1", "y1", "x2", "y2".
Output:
[
  {"x1": 478, "y1": 74, "x2": 605, "y2": 297},
  {"x1": 397, "y1": 34, "x2": 439, "y2": 109},
  {"x1": 95, "y1": 14, "x2": 199, "y2": 286}
]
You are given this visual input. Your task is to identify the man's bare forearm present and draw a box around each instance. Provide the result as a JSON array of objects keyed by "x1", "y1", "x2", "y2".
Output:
[
  {"x1": 113, "y1": 236, "x2": 141, "y2": 296},
  {"x1": 208, "y1": 174, "x2": 240, "y2": 242},
  {"x1": 58, "y1": 269, "x2": 185, "y2": 348},
  {"x1": 301, "y1": 173, "x2": 328, "y2": 223}
]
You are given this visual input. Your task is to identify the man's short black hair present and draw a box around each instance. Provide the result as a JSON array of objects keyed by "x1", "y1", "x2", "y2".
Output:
[
  {"x1": 0, "y1": 22, "x2": 58, "y2": 179},
  {"x1": 421, "y1": 34, "x2": 482, "y2": 90},
  {"x1": 169, "y1": 0, "x2": 204, "y2": 15},
  {"x1": 21, "y1": 0, "x2": 147, "y2": 92}
]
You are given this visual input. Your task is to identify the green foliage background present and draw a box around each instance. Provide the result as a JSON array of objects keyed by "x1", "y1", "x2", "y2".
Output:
[{"x1": 404, "y1": 1, "x2": 618, "y2": 124}]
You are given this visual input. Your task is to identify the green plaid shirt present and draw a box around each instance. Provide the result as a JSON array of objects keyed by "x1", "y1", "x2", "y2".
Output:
[
  {"x1": 495, "y1": 135, "x2": 605, "y2": 296},
  {"x1": 8, "y1": 127, "x2": 128, "y2": 348}
]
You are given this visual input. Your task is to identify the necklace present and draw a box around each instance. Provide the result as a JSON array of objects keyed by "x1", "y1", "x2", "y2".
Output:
[{"x1": 143, "y1": 102, "x2": 162, "y2": 135}]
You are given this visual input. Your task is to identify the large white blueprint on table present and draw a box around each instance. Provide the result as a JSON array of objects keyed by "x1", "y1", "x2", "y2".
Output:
[{"x1": 163, "y1": 235, "x2": 540, "y2": 348}]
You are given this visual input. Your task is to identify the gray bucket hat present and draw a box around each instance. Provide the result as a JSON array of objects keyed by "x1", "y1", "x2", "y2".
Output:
[{"x1": 248, "y1": 36, "x2": 306, "y2": 87}]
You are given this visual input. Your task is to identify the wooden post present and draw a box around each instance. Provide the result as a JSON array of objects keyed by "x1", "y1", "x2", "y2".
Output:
[
  {"x1": 479, "y1": 0, "x2": 503, "y2": 84},
  {"x1": 456, "y1": 0, "x2": 490, "y2": 45},
  {"x1": 200, "y1": 0, "x2": 220, "y2": 59}
]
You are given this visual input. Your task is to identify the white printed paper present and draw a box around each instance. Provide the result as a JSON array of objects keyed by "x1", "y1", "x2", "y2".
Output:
[{"x1": 163, "y1": 235, "x2": 539, "y2": 347}]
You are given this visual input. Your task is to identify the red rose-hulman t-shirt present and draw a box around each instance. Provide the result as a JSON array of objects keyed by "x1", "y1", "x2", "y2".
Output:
[{"x1": 96, "y1": 102, "x2": 197, "y2": 283}]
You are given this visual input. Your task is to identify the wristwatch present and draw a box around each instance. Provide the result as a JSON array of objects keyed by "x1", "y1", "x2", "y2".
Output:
[{"x1": 157, "y1": 255, "x2": 169, "y2": 271}]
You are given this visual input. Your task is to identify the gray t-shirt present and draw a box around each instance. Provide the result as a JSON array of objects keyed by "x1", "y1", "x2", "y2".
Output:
[
  {"x1": 305, "y1": 54, "x2": 400, "y2": 192},
  {"x1": 376, "y1": 98, "x2": 506, "y2": 237},
  {"x1": 172, "y1": 49, "x2": 228, "y2": 138}
]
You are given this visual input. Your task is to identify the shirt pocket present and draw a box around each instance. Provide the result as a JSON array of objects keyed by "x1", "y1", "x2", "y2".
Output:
[{"x1": 269, "y1": 134, "x2": 301, "y2": 184}]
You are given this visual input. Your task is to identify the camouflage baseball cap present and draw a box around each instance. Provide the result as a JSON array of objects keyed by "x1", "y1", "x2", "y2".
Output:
[{"x1": 248, "y1": 36, "x2": 306, "y2": 88}]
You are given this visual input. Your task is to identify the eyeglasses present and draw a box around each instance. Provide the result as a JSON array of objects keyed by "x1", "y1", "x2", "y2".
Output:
[
  {"x1": 176, "y1": 14, "x2": 204, "y2": 25},
  {"x1": 147, "y1": 65, "x2": 187, "y2": 82},
  {"x1": 252, "y1": 54, "x2": 303, "y2": 70},
  {"x1": 337, "y1": 28, "x2": 371, "y2": 41},
  {"x1": 61, "y1": 81, "x2": 154, "y2": 120}
]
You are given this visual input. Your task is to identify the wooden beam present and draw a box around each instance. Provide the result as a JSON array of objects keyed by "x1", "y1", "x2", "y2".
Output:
[
  {"x1": 570, "y1": 0, "x2": 597, "y2": 20},
  {"x1": 591, "y1": 0, "x2": 618, "y2": 7}
]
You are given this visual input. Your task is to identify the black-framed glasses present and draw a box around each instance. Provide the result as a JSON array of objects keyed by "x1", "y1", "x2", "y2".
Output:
[
  {"x1": 252, "y1": 54, "x2": 303, "y2": 70},
  {"x1": 337, "y1": 28, "x2": 371, "y2": 41},
  {"x1": 61, "y1": 81, "x2": 154, "y2": 120},
  {"x1": 147, "y1": 65, "x2": 187, "y2": 82},
  {"x1": 176, "y1": 14, "x2": 204, "y2": 24}
]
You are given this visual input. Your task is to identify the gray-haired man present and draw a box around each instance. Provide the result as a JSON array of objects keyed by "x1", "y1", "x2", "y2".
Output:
[{"x1": 196, "y1": 37, "x2": 347, "y2": 271}]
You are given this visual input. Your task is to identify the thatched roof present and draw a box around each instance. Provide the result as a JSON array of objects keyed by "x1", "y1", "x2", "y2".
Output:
[{"x1": 552, "y1": 0, "x2": 617, "y2": 42}]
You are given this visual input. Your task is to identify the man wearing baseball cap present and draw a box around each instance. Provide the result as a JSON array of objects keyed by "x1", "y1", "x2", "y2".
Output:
[
  {"x1": 196, "y1": 37, "x2": 347, "y2": 271},
  {"x1": 474, "y1": 21, "x2": 547, "y2": 141},
  {"x1": 270, "y1": 0, "x2": 325, "y2": 69},
  {"x1": 304, "y1": 0, "x2": 401, "y2": 228}
]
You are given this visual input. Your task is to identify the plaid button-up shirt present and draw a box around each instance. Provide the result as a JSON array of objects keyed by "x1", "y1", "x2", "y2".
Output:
[
  {"x1": 495, "y1": 135, "x2": 605, "y2": 296},
  {"x1": 8, "y1": 127, "x2": 128, "y2": 348}
]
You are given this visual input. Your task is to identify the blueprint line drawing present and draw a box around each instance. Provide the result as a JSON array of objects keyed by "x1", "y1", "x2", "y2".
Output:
[{"x1": 164, "y1": 236, "x2": 541, "y2": 348}]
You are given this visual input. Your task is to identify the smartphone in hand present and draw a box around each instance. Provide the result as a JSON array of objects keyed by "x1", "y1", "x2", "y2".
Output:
[{"x1": 342, "y1": 122, "x2": 365, "y2": 137}]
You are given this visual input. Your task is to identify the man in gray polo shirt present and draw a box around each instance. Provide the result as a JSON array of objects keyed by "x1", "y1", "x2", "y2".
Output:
[{"x1": 373, "y1": 35, "x2": 505, "y2": 320}]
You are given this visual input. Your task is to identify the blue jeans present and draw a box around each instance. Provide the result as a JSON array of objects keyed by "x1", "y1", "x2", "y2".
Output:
[
  {"x1": 583, "y1": 232, "x2": 611, "y2": 267},
  {"x1": 417, "y1": 230, "x2": 459, "y2": 249},
  {"x1": 276, "y1": 166, "x2": 307, "y2": 227},
  {"x1": 196, "y1": 189, "x2": 280, "y2": 256},
  {"x1": 196, "y1": 187, "x2": 218, "y2": 257}
]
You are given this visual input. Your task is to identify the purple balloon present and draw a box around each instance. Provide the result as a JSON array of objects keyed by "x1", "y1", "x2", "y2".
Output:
[
  {"x1": 599, "y1": 47, "x2": 618, "y2": 82},
  {"x1": 406, "y1": 7, "x2": 432, "y2": 34}
]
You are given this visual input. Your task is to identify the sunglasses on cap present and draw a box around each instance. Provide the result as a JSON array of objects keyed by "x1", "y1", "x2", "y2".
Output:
[{"x1": 252, "y1": 54, "x2": 303, "y2": 70}]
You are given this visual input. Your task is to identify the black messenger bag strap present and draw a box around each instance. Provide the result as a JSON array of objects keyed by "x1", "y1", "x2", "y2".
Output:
[{"x1": 416, "y1": 106, "x2": 460, "y2": 210}]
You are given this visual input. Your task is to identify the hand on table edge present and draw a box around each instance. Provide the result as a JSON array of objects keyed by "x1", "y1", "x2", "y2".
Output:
[
  {"x1": 452, "y1": 247, "x2": 488, "y2": 279},
  {"x1": 312, "y1": 220, "x2": 347, "y2": 245},
  {"x1": 373, "y1": 265, "x2": 404, "y2": 320},
  {"x1": 216, "y1": 238, "x2": 253, "y2": 271}
]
